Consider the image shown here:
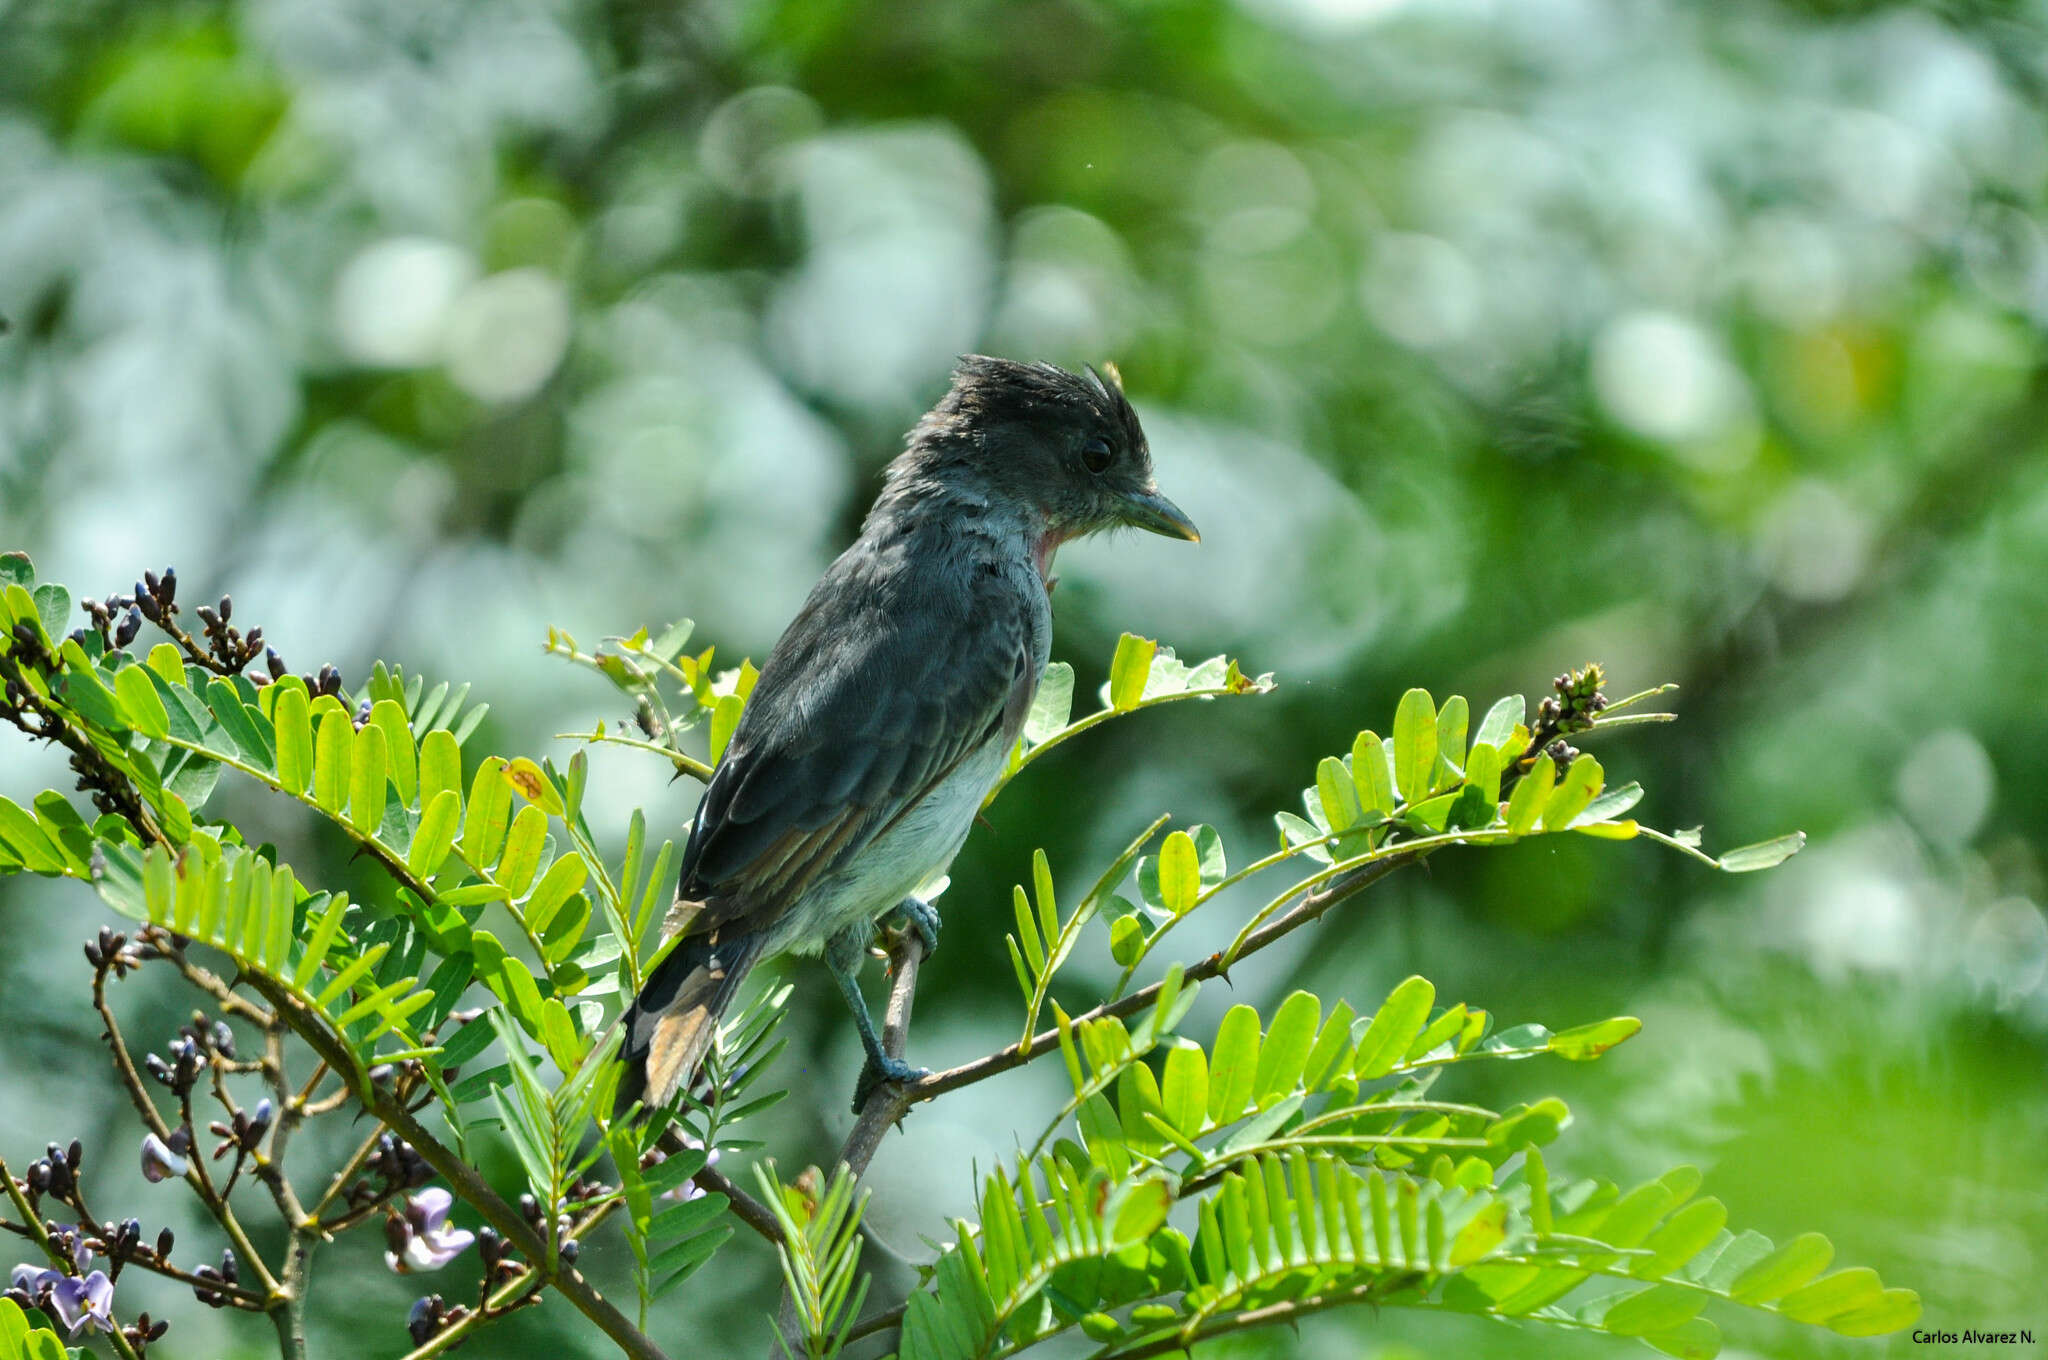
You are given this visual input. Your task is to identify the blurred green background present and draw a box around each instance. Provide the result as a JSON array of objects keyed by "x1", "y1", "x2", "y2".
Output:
[{"x1": 3, "y1": 0, "x2": 2044, "y2": 1356}]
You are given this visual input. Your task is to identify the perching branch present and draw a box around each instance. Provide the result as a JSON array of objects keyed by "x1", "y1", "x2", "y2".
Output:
[
  {"x1": 808, "y1": 850, "x2": 1420, "y2": 1352},
  {"x1": 683, "y1": 1148, "x2": 784, "y2": 1247},
  {"x1": 904, "y1": 850, "x2": 1420, "y2": 1109}
]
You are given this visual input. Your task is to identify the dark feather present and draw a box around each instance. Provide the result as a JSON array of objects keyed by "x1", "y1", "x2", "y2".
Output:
[{"x1": 676, "y1": 545, "x2": 1033, "y2": 930}]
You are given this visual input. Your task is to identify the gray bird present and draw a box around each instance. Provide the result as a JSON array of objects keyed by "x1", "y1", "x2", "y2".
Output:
[{"x1": 615, "y1": 356, "x2": 1198, "y2": 1117}]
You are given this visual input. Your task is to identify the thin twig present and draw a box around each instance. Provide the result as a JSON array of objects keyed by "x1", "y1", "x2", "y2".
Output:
[
  {"x1": 0, "y1": 1220, "x2": 266, "y2": 1307},
  {"x1": 256, "y1": 1024, "x2": 318, "y2": 1360},
  {"x1": 0, "y1": 1157, "x2": 147, "y2": 1360},
  {"x1": 307, "y1": 1124, "x2": 391, "y2": 1226},
  {"x1": 93, "y1": 953, "x2": 282, "y2": 1298},
  {"x1": 397, "y1": 1200, "x2": 618, "y2": 1360},
  {"x1": 683, "y1": 1154, "x2": 783, "y2": 1247},
  {"x1": 842, "y1": 1300, "x2": 908, "y2": 1345},
  {"x1": 1095, "y1": 1275, "x2": 1420, "y2": 1360},
  {"x1": 242, "y1": 975, "x2": 672, "y2": 1360},
  {"x1": 904, "y1": 853, "x2": 1420, "y2": 1106}
]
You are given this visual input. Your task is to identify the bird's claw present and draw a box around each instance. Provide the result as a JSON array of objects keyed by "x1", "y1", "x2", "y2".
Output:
[
  {"x1": 852, "y1": 1054, "x2": 930, "y2": 1113},
  {"x1": 881, "y1": 897, "x2": 942, "y2": 958}
]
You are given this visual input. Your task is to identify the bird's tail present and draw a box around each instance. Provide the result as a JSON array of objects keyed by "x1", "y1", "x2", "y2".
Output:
[{"x1": 615, "y1": 927, "x2": 762, "y2": 1120}]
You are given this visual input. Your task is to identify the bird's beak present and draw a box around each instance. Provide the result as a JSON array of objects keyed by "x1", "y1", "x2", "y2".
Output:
[{"x1": 1119, "y1": 486, "x2": 1200, "y2": 543}]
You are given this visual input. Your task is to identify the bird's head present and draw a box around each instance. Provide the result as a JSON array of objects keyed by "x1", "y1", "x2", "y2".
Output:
[{"x1": 893, "y1": 356, "x2": 1200, "y2": 553}]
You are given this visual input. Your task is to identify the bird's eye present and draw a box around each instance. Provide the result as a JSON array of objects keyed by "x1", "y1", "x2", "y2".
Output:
[{"x1": 1080, "y1": 436, "x2": 1114, "y2": 475}]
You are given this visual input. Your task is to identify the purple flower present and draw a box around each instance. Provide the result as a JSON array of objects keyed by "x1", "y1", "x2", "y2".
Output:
[
  {"x1": 140, "y1": 1132, "x2": 189, "y2": 1183},
  {"x1": 48, "y1": 1271, "x2": 115, "y2": 1336},
  {"x1": 9, "y1": 1263, "x2": 113, "y2": 1337},
  {"x1": 650, "y1": 1135, "x2": 719, "y2": 1204},
  {"x1": 384, "y1": 1189, "x2": 475, "y2": 1274}
]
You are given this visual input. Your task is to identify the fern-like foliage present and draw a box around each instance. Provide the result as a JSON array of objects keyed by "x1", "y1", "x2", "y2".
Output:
[
  {"x1": 0, "y1": 554, "x2": 1920, "y2": 1360},
  {"x1": 890, "y1": 976, "x2": 1917, "y2": 1360},
  {"x1": 92, "y1": 838, "x2": 443, "y2": 1084},
  {"x1": 758, "y1": 1164, "x2": 872, "y2": 1359}
]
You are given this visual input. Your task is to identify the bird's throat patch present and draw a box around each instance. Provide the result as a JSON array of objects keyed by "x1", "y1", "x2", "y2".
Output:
[{"x1": 1032, "y1": 525, "x2": 1071, "y2": 581}]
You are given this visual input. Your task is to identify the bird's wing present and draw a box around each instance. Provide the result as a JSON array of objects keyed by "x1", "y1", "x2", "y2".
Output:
[{"x1": 676, "y1": 565, "x2": 1034, "y2": 935}]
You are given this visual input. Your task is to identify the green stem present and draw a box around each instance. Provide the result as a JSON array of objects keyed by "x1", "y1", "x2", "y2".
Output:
[
  {"x1": 0, "y1": 1157, "x2": 147, "y2": 1360},
  {"x1": 554, "y1": 728, "x2": 714, "y2": 783},
  {"x1": 1110, "y1": 829, "x2": 1345, "y2": 997},
  {"x1": 982, "y1": 680, "x2": 1267, "y2": 808}
]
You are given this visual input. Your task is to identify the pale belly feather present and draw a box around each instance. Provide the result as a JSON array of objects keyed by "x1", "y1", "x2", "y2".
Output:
[{"x1": 767, "y1": 737, "x2": 1010, "y2": 958}]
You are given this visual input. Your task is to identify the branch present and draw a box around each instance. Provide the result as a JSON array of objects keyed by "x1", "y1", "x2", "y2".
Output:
[
  {"x1": 764, "y1": 929, "x2": 928, "y2": 1355},
  {"x1": 842, "y1": 1300, "x2": 908, "y2": 1346},
  {"x1": 1096, "y1": 1275, "x2": 1418, "y2": 1360},
  {"x1": 681, "y1": 1151, "x2": 783, "y2": 1247},
  {"x1": 905, "y1": 851, "x2": 1420, "y2": 1106},
  {"x1": 93, "y1": 948, "x2": 283, "y2": 1300},
  {"x1": 838, "y1": 931, "x2": 928, "y2": 1178},
  {"x1": 761, "y1": 850, "x2": 1424, "y2": 1354},
  {"x1": 0, "y1": 1220, "x2": 265, "y2": 1308},
  {"x1": 256, "y1": 1025, "x2": 318, "y2": 1360},
  {"x1": 241, "y1": 976, "x2": 672, "y2": 1360},
  {"x1": 399, "y1": 1200, "x2": 617, "y2": 1360}
]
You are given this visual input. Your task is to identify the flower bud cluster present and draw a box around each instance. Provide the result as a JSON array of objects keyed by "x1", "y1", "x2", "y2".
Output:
[
  {"x1": 189, "y1": 1249, "x2": 239, "y2": 1308},
  {"x1": 207, "y1": 1099, "x2": 272, "y2": 1162},
  {"x1": 22, "y1": 1141, "x2": 84, "y2": 1204},
  {"x1": 191, "y1": 596, "x2": 265, "y2": 673},
  {"x1": 1535, "y1": 662, "x2": 1608, "y2": 736},
  {"x1": 407, "y1": 1293, "x2": 473, "y2": 1345},
  {"x1": 367, "y1": 1133, "x2": 435, "y2": 1188},
  {"x1": 82, "y1": 565, "x2": 346, "y2": 697},
  {"x1": 82, "y1": 926, "x2": 146, "y2": 977}
]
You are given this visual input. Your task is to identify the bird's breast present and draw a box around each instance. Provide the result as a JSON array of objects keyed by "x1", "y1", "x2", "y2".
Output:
[{"x1": 773, "y1": 737, "x2": 1010, "y2": 956}]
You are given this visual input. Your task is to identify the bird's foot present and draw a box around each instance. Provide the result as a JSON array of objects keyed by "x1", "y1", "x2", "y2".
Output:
[
  {"x1": 852, "y1": 1053, "x2": 931, "y2": 1113},
  {"x1": 880, "y1": 896, "x2": 942, "y2": 958}
]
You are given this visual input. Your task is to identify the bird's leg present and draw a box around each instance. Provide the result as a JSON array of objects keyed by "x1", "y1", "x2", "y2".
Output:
[
  {"x1": 878, "y1": 894, "x2": 941, "y2": 957},
  {"x1": 825, "y1": 922, "x2": 930, "y2": 1111}
]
